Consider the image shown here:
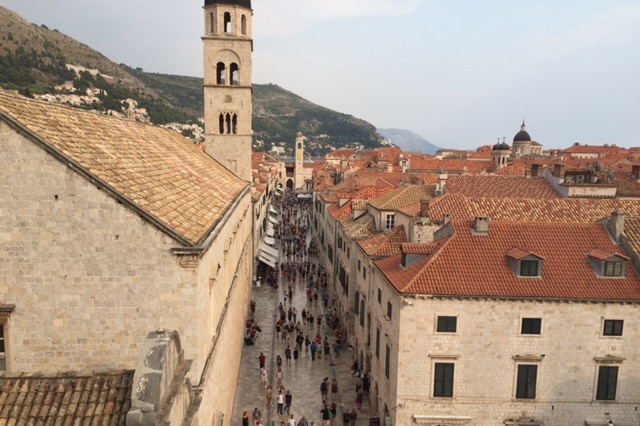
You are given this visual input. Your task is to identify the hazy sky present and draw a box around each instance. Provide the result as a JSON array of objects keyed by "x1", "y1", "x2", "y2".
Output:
[{"x1": 2, "y1": 0, "x2": 639, "y2": 150}]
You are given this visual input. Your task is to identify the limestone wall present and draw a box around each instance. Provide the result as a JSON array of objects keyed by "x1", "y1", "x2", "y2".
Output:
[{"x1": 388, "y1": 296, "x2": 640, "y2": 426}]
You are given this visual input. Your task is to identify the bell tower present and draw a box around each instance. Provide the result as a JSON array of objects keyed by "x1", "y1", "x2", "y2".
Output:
[
  {"x1": 202, "y1": 0, "x2": 253, "y2": 181},
  {"x1": 294, "y1": 132, "x2": 305, "y2": 190}
]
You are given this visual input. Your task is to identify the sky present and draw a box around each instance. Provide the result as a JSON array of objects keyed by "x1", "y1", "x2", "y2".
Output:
[{"x1": 1, "y1": 0, "x2": 639, "y2": 151}]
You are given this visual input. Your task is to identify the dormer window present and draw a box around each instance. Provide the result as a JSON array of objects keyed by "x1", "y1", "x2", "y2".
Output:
[
  {"x1": 506, "y1": 248, "x2": 543, "y2": 278},
  {"x1": 520, "y1": 259, "x2": 540, "y2": 277},
  {"x1": 604, "y1": 259, "x2": 623, "y2": 277},
  {"x1": 588, "y1": 249, "x2": 628, "y2": 278}
]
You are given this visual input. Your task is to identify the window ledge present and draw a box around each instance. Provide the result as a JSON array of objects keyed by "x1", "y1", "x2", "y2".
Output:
[
  {"x1": 413, "y1": 415, "x2": 471, "y2": 425},
  {"x1": 512, "y1": 354, "x2": 544, "y2": 362},
  {"x1": 594, "y1": 355, "x2": 625, "y2": 364}
]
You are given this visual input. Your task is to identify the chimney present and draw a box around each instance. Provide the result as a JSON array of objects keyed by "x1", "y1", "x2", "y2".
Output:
[
  {"x1": 608, "y1": 211, "x2": 625, "y2": 243},
  {"x1": 531, "y1": 163, "x2": 540, "y2": 178},
  {"x1": 554, "y1": 164, "x2": 566, "y2": 179},
  {"x1": 420, "y1": 199, "x2": 430, "y2": 218},
  {"x1": 632, "y1": 165, "x2": 640, "y2": 180},
  {"x1": 473, "y1": 216, "x2": 489, "y2": 235}
]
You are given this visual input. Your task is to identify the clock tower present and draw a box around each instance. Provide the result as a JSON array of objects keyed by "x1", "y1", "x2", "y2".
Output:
[{"x1": 202, "y1": 0, "x2": 253, "y2": 181}]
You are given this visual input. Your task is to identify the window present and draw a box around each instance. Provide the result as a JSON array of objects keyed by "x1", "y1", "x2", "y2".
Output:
[
  {"x1": 604, "y1": 260, "x2": 624, "y2": 277},
  {"x1": 363, "y1": 267, "x2": 366, "y2": 279},
  {"x1": 230, "y1": 63, "x2": 239, "y2": 85},
  {"x1": 521, "y1": 318, "x2": 542, "y2": 335},
  {"x1": 436, "y1": 316, "x2": 457, "y2": 333},
  {"x1": 516, "y1": 365, "x2": 537, "y2": 399},
  {"x1": 241, "y1": 14, "x2": 247, "y2": 34},
  {"x1": 520, "y1": 259, "x2": 540, "y2": 277},
  {"x1": 216, "y1": 62, "x2": 226, "y2": 85},
  {"x1": 433, "y1": 363, "x2": 454, "y2": 397},
  {"x1": 357, "y1": 259, "x2": 361, "y2": 271},
  {"x1": 385, "y1": 344, "x2": 391, "y2": 378},
  {"x1": 375, "y1": 328, "x2": 380, "y2": 358},
  {"x1": 377, "y1": 288, "x2": 382, "y2": 304},
  {"x1": 385, "y1": 214, "x2": 395, "y2": 230},
  {"x1": 386, "y1": 301, "x2": 392, "y2": 320},
  {"x1": 359, "y1": 300, "x2": 365, "y2": 327},
  {"x1": 223, "y1": 12, "x2": 231, "y2": 33},
  {"x1": 603, "y1": 319, "x2": 623, "y2": 336},
  {"x1": 0, "y1": 324, "x2": 5, "y2": 371},
  {"x1": 596, "y1": 366, "x2": 618, "y2": 400}
]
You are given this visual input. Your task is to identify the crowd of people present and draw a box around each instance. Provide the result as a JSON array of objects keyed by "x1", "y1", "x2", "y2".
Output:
[{"x1": 243, "y1": 191, "x2": 367, "y2": 426}]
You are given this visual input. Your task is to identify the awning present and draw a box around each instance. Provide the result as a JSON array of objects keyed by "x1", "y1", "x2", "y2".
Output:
[
  {"x1": 297, "y1": 193, "x2": 312, "y2": 199},
  {"x1": 267, "y1": 215, "x2": 278, "y2": 224},
  {"x1": 260, "y1": 243, "x2": 279, "y2": 259},
  {"x1": 269, "y1": 206, "x2": 278, "y2": 215},
  {"x1": 263, "y1": 236, "x2": 276, "y2": 246},
  {"x1": 258, "y1": 254, "x2": 276, "y2": 268},
  {"x1": 259, "y1": 250, "x2": 278, "y2": 264},
  {"x1": 266, "y1": 227, "x2": 275, "y2": 237}
]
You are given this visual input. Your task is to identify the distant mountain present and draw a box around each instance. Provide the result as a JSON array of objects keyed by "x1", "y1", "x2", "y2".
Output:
[
  {"x1": 377, "y1": 128, "x2": 440, "y2": 155},
  {"x1": 0, "y1": 5, "x2": 383, "y2": 157}
]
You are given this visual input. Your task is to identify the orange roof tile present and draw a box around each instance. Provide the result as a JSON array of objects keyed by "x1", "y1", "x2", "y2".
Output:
[
  {"x1": 444, "y1": 175, "x2": 560, "y2": 199},
  {"x1": 378, "y1": 221, "x2": 640, "y2": 301},
  {"x1": 0, "y1": 90, "x2": 248, "y2": 246},
  {"x1": 369, "y1": 184, "x2": 435, "y2": 210},
  {"x1": 358, "y1": 225, "x2": 407, "y2": 257},
  {"x1": 0, "y1": 370, "x2": 133, "y2": 425},
  {"x1": 428, "y1": 194, "x2": 640, "y2": 223}
]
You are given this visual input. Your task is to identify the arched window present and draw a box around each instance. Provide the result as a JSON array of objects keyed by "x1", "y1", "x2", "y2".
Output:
[
  {"x1": 224, "y1": 12, "x2": 231, "y2": 33},
  {"x1": 219, "y1": 113, "x2": 225, "y2": 134},
  {"x1": 241, "y1": 15, "x2": 247, "y2": 35},
  {"x1": 225, "y1": 113, "x2": 232, "y2": 134},
  {"x1": 216, "y1": 62, "x2": 226, "y2": 85},
  {"x1": 232, "y1": 114, "x2": 238, "y2": 134},
  {"x1": 210, "y1": 13, "x2": 215, "y2": 34},
  {"x1": 298, "y1": 143, "x2": 302, "y2": 149},
  {"x1": 230, "y1": 63, "x2": 239, "y2": 85}
]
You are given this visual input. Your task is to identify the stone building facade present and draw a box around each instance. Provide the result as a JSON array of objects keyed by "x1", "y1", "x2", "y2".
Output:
[{"x1": 0, "y1": 89, "x2": 253, "y2": 425}]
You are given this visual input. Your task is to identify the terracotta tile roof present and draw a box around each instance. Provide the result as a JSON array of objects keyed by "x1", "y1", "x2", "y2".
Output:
[
  {"x1": 397, "y1": 202, "x2": 421, "y2": 218},
  {"x1": 587, "y1": 248, "x2": 628, "y2": 261},
  {"x1": 342, "y1": 214, "x2": 376, "y2": 240},
  {"x1": 326, "y1": 148, "x2": 356, "y2": 159},
  {"x1": 400, "y1": 242, "x2": 441, "y2": 255},
  {"x1": 378, "y1": 221, "x2": 640, "y2": 301},
  {"x1": 623, "y1": 216, "x2": 640, "y2": 258},
  {"x1": 505, "y1": 247, "x2": 544, "y2": 260},
  {"x1": 368, "y1": 184, "x2": 435, "y2": 210},
  {"x1": 444, "y1": 175, "x2": 561, "y2": 199},
  {"x1": 358, "y1": 225, "x2": 407, "y2": 257},
  {"x1": 407, "y1": 155, "x2": 493, "y2": 173},
  {"x1": 562, "y1": 144, "x2": 627, "y2": 156},
  {"x1": 329, "y1": 201, "x2": 352, "y2": 219},
  {"x1": 0, "y1": 370, "x2": 133, "y2": 425},
  {"x1": 351, "y1": 199, "x2": 369, "y2": 210},
  {"x1": 428, "y1": 194, "x2": 640, "y2": 223},
  {"x1": 0, "y1": 90, "x2": 248, "y2": 246},
  {"x1": 612, "y1": 170, "x2": 640, "y2": 197}
]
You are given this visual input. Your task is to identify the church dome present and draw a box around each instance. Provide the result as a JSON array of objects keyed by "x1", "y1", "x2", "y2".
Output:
[
  {"x1": 513, "y1": 120, "x2": 531, "y2": 142},
  {"x1": 492, "y1": 138, "x2": 510, "y2": 151},
  {"x1": 205, "y1": 0, "x2": 251, "y2": 8}
]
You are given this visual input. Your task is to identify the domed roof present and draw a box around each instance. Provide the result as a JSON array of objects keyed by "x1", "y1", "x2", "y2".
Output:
[
  {"x1": 204, "y1": 0, "x2": 251, "y2": 8},
  {"x1": 513, "y1": 120, "x2": 531, "y2": 142},
  {"x1": 492, "y1": 137, "x2": 510, "y2": 151}
]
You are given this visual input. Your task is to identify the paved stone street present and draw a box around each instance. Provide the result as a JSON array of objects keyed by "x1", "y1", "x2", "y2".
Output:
[{"x1": 232, "y1": 196, "x2": 376, "y2": 426}]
